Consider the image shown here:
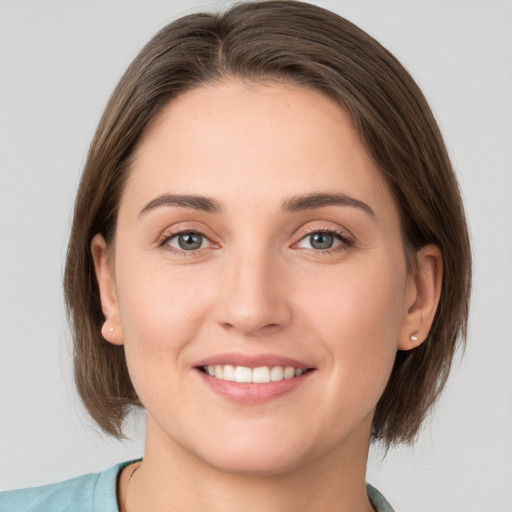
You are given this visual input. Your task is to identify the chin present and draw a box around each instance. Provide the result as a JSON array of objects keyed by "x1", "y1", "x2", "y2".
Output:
[
  {"x1": 184, "y1": 426, "x2": 322, "y2": 478},
  {"x1": 200, "y1": 447, "x2": 309, "y2": 477}
]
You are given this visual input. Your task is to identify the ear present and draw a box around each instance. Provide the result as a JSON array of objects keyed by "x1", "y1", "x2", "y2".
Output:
[
  {"x1": 91, "y1": 234, "x2": 124, "y2": 345},
  {"x1": 398, "y1": 244, "x2": 443, "y2": 350}
]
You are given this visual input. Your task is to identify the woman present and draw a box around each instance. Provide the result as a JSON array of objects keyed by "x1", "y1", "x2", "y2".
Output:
[{"x1": 1, "y1": 1, "x2": 471, "y2": 511}]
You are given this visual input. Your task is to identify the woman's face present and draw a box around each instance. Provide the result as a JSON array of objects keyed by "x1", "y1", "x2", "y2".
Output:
[{"x1": 95, "y1": 80, "x2": 418, "y2": 475}]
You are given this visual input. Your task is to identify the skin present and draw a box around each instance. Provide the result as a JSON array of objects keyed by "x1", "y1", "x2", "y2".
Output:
[{"x1": 92, "y1": 80, "x2": 442, "y2": 512}]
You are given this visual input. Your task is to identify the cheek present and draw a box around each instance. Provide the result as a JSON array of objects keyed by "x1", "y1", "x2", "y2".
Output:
[
  {"x1": 298, "y1": 253, "x2": 407, "y2": 403},
  {"x1": 302, "y1": 253, "x2": 405, "y2": 335},
  {"x1": 115, "y1": 263, "x2": 220, "y2": 420},
  {"x1": 115, "y1": 260, "x2": 215, "y2": 369}
]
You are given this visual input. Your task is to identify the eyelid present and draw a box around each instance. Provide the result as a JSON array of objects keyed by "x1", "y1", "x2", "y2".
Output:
[
  {"x1": 295, "y1": 221, "x2": 354, "y2": 240},
  {"x1": 165, "y1": 232, "x2": 212, "y2": 251},
  {"x1": 157, "y1": 223, "x2": 219, "y2": 254},
  {"x1": 295, "y1": 232, "x2": 343, "y2": 250},
  {"x1": 291, "y1": 222, "x2": 355, "y2": 252}
]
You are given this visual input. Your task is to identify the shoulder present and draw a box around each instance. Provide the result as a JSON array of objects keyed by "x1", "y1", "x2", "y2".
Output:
[
  {"x1": 0, "y1": 462, "x2": 129, "y2": 512},
  {"x1": 367, "y1": 483, "x2": 395, "y2": 512}
]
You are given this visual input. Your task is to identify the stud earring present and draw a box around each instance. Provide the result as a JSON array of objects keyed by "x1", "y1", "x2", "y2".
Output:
[
  {"x1": 410, "y1": 334, "x2": 418, "y2": 342},
  {"x1": 109, "y1": 327, "x2": 115, "y2": 333}
]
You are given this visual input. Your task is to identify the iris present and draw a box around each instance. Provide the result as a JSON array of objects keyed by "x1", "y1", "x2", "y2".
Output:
[{"x1": 309, "y1": 233, "x2": 334, "y2": 250}]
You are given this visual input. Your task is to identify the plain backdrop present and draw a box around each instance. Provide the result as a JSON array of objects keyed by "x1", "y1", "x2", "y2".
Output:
[{"x1": 0, "y1": 1, "x2": 511, "y2": 511}]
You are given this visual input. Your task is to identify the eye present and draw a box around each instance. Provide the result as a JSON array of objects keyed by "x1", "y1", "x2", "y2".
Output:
[
  {"x1": 295, "y1": 230, "x2": 351, "y2": 251},
  {"x1": 164, "y1": 232, "x2": 210, "y2": 251}
]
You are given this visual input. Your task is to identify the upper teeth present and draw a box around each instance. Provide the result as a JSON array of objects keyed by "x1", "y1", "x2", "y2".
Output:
[{"x1": 204, "y1": 365, "x2": 304, "y2": 383}]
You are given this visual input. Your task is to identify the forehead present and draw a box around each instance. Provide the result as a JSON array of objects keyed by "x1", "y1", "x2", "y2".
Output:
[{"x1": 122, "y1": 80, "x2": 397, "y2": 223}]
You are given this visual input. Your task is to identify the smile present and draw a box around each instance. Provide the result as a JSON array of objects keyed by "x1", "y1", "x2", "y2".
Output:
[
  {"x1": 201, "y1": 365, "x2": 306, "y2": 383},
  {"x1": 194, "y1": 353, "x2": 315, "y2": 403}
]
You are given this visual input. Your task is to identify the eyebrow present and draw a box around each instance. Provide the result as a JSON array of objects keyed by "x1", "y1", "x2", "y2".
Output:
[
  {"x1": 138, "y1": 192, "x2": 375, "y2": 218},
  {"x1": 282, "y1": 192, "x2": 375, "y2": 217},
  {"x1": 139, "y1": 194, "x2": 223, "y2": 217}
]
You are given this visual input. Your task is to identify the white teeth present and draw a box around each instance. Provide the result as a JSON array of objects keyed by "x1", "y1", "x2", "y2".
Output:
[
  {"x1": 234, "y1": 366, "x2": 253, "y2": 383},
  {"x1": 252, "y1": 366, "x2": 271, "y2": 383},
  {"x1": 203, "y1": 364, "x2": 307, "y2": 383},
  {"x1": 223, "y1": 364, "x2": 235, "y2": 381},
  {"x1": 270, "y1": 366, "x2": 284, "y2": 381},
  {"x1": 284, "y1": 366, "x2": 295, "y2": 379}
]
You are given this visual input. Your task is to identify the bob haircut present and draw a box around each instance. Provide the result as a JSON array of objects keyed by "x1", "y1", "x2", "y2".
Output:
[{"x1": 64, "y1": 0, "x2": 471, "y2": 446}]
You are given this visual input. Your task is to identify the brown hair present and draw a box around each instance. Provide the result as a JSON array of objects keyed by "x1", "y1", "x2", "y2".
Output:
[{"x1": 64, "y1": 0, "x2": 471, "y2": 446}]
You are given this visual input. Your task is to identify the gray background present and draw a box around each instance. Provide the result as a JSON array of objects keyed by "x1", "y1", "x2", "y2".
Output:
[{"x1": 0, "y1": 1, "x2": 511, "y2": 511}]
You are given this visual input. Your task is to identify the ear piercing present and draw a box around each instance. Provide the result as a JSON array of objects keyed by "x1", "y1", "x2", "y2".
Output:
[
  {"x1": 410, "y1": 334, "x2": 418, "y2": 342},
  {"x1": 109, "y1": 327, "x2": 115, "y2": 333}
]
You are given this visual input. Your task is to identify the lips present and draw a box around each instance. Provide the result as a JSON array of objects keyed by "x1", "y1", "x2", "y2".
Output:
[
  {"x1": 194, "y1": 352, "x2": 311, "y2": 369},
  {"x1": 194, "y1": 353, "x2": 315, "y2": 404}
]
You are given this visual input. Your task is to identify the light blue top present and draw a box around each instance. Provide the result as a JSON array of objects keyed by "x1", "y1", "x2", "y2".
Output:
[
  {"x1": 1, "y1": 462, "x2": 394, "y2": 512},
  {"x1": 0, "y1": 462, "x2": 126, "y2": 512}
]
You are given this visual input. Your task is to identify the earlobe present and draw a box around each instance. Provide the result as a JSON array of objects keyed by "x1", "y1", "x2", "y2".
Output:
[
  {"x1": 398, "y1": 244, "x2": 443, "y2": 351},
  {"x1": 91, "y1": 234, "x2": 124, "y2": 345}
]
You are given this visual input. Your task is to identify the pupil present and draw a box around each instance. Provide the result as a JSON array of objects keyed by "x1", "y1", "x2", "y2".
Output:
[
  {"x1": 178, "y1": 233, "x2": 202, "y2": 250},
  {"x1": 310, "y1": 232, "x2": 333, "y2": 250}
]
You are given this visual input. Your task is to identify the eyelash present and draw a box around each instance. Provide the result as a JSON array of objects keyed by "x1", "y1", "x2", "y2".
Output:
[
  {"x1": 158, "y1": 227, "x2": 214, "y2": 257},
  {"x1": 294, "y1": 226, "x2": 354, "y2": 255},
  {"x1": 158, "y1": 226, "x2": 354, "y2": 256}
]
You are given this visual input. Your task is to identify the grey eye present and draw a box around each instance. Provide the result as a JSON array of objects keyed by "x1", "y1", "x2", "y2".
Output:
[
  {"x1": 167, "y1": 232, "x2": 206, "y2": 251},
  {"x1": 309, "y1": 232, "x2": 335, "y2": 249},
  {"x1": 296, "y1": 231, "x2": 342, "y2": 251}
]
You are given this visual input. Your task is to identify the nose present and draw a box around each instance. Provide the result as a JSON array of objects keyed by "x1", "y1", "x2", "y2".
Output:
[{"x1": 215, "y1": 249, "x2": 292, "y2": 338}]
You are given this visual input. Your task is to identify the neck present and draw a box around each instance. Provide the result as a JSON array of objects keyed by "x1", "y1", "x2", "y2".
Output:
[{"x1": 122, "y1": 414, "x2": 375, "y2": 512}]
